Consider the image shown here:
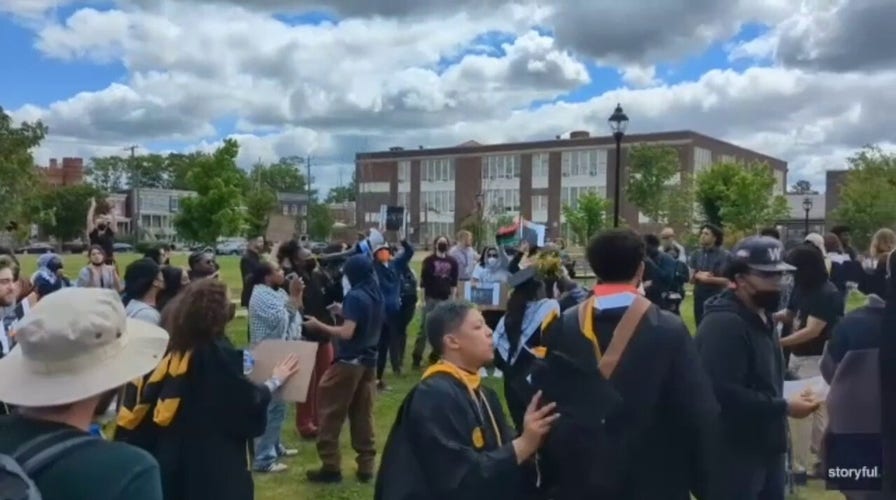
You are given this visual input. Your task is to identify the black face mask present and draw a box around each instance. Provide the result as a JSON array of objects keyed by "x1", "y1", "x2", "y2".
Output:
[
  {"x1": 437, "y1": 242, "x2": 448, "y2": 253},
  {"x1": 751, "y1": 290, "x2": 781, "y2": 311}
]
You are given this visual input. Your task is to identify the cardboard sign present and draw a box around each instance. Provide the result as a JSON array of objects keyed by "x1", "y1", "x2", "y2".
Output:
[
  {"x1": 521, "y1": 219, "x2": 546, "y2": 248},
  {"x1": 464, "y1": 281, "x2": 509, "y2": 311},
  {"x1": 248, "y1": 339, "x2": 319, "y2": 403}
]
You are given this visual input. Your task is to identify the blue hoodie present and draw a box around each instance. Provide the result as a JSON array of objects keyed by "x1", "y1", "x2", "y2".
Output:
[{"x1": 373, "y1": 241, "x2": 414, "y2": 315}]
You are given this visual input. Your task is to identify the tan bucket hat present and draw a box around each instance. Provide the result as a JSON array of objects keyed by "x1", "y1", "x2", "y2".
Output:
[{"x1": 0, "y1": 287, "x2": 169, "y2": 407}]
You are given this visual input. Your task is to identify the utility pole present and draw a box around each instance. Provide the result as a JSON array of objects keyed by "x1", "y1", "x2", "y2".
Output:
[
  {"x1": 125, "y1": 145, "x2": 140, "y2": 239},
  {"x1": 305, "y1": 155, "x2": 312, "y2": 237}
]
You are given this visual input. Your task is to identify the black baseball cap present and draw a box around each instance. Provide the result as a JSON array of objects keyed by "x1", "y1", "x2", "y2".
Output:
[{"x1": 731, "y1": 236, "x2": 795, "y2": 273}]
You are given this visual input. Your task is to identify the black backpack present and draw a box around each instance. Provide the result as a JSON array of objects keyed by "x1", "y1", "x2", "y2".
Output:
[
  {"x1": 0, "y1": 429, "x2": 98, "y2": 500},
  {"x1": 534, "y1": 295, "x2": 651, "y2": 499}
]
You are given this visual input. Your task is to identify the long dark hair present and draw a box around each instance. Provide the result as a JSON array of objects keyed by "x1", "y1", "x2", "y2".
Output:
[
  {"x1": 157, "y1": 267, "x2": 187, "y2": 312},
  {"x1": 503, "y1": 279, "x2": 544, "y2": 353},
  {"x1": 786, "y1": 244, "x2": 828, "y2": 292},
  {"x1": 277, "y1": 240, "x2": 303, "y2": 271}
]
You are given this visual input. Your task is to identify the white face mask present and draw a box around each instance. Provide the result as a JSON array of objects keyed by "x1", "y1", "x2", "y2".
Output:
[{"x1": 486, "y1": 257, "x2": 498, "y2": 267}]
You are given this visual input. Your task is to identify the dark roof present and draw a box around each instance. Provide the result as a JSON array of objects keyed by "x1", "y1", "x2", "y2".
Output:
[{"x1": 356, "y1": 130, "x2": 786, "y2": 166}]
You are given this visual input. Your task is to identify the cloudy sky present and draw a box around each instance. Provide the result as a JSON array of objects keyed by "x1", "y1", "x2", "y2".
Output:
[{"x1": 2, "y1": 0, "x2": 894, "y2": 196}]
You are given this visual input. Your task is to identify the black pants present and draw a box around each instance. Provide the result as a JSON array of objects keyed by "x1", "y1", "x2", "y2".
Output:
[
  {"x1": 376, "y1": 319, "x2": 399, "y2": 380},
  {"x1": 718, "y1": 451, "x2": 786, "y2": 500},
  {"x1": 395, "y1": 297, "x2": 416, "y2": 369}
]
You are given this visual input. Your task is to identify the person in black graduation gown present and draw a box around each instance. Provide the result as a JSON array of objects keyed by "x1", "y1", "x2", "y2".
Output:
[{"x1": 375, "y1": 300, "x2": 559, "y2": 500}]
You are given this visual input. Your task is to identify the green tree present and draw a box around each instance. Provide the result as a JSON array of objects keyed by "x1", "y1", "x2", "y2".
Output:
[
  {"x1": 243, "y1": 186, "x2": 278, "y2": 239},
  {"x1": 307, "y1": 202, "x2": 334, "y2": 241},
  {"x1": 832, "y1": 145, "x2": 896, "y2": 248},
  {"x1": 30, "y1": 184, "x2": 104, "y2": 242},
  {"x1": 87, "y1": 156, "x2": 128, "y2": 192},
  {"x1": 695, "y1": 161, "x2": 789, "y2": 233},
  {"x1": 625, "y1": 144, "x2": 680, "y2": 223},
  {"x1": 173, "y1": 139, "x2": 246, "y2": 245},
  {"x1": 250, "y1": 157, "x2": 306, "y2": 193},
  {"x1": 561, "y1": 192, "x2": 608, "y2": 245},
  {"x1": 89, "y1": 153, "x2": 183, "y2": 191},
  {"x1": 790, "y1": 179, "x2": 816, "y2": 194},
  {"x1": 0, "y1": 107, "x2": 45, "y2": 230},
  {"x1": 665, "y1": 181, "x2": 695, "y2": 234},
  {"x1": 326, "y1": 171, "x2": 357, "y2": 203}
]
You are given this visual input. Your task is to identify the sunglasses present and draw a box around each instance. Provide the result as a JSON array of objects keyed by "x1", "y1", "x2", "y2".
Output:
[{"x1": 486, "y1": 253, "x2": 498, "y2": 258}]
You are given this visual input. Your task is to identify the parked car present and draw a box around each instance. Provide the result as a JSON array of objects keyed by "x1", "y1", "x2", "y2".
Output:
[
  {"x1": 216, "y1": 241, "x2": 246, "y2": 256},
  {"x1": 17, "y1": 242, "x2": 54, "y2": 254},
  {"x1": 113, "y1": 242, "x2": 135, "y2": 253},
  {"x1": 63, "y1": 240, "x2": 89, "y2": 254}
]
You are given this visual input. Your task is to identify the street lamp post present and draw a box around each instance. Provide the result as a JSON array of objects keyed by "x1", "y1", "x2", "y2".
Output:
[
  {"x1": 608, "y1": 103, "x2": 629, "y2": 228},
  {"x1": 802, "y1": 197, "x2": 813, "y2": 236},
  {"x1": 475, "y1": 192, "x2": 484, "y2": 245}
]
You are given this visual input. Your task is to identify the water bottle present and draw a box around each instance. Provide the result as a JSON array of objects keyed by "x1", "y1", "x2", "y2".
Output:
[{"x1": 243, "y1": 350, "x2": 255, "y2": 376}]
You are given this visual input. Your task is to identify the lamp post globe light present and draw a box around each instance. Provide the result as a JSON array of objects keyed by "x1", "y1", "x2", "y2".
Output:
[
  {"x1": 608, "y1": 103, "x2": 629, "y2": 228},
  {"x1": 802, "y1": 196, "x2": 813, "y2": 236}
]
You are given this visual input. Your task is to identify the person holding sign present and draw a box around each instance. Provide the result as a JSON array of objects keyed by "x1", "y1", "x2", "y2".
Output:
[{"x1": 116, "y1": 279, "x2": 301, "y2": 500}]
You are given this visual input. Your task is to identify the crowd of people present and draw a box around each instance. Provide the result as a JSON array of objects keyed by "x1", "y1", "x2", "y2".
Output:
[{"x1": 0, "y1": 213, "x2": 893, "y2": 500}]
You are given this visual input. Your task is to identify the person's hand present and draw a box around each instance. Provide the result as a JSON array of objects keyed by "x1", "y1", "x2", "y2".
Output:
[
  {"x1": 302, "y1": 316, "x2": 322, "y2": 332},
  {"x1": 514, "y1": 391, "x2": 559, "y2": 461},
  {"x1": 289, "y1": 276, "x2": 305, "y2": 296},
  {"x1": 787, "y1": 396, "x2": 820, "y2": 419},
  {"x1": 272, "y1": 353, "x2": 300, "y2": 381},
  {"x1": 694, "y1": 271, "x2": 711, "y2": 283},
  {"x1": 326, "y1": 302, "x2": 342, "y2": 316},
  {"x1": 519, "y1": 241, "x2": 530, "y2": 255}
]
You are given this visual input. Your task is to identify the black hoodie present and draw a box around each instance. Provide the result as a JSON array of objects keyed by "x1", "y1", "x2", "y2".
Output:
[{"x1": 694, "y1": 289, "x2": 788, "y2": 455}]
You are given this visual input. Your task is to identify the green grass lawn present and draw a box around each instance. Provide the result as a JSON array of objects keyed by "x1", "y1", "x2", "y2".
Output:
[{"x1": 16, "y1": 252, "x2": 858, "y2": 500}]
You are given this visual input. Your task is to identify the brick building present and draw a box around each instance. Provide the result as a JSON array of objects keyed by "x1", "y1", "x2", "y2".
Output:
[
  {"x1": 355, "y1": 130, "x2": 788, "y2": 243},
  {"x1": 38, "y1": 157, "x2": 85, "y2": 187}
]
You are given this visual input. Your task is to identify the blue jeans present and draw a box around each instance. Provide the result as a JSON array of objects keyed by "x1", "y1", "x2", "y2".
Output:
[{"x1": 253, "y1": 399, "x2": 286, "y2": 470}]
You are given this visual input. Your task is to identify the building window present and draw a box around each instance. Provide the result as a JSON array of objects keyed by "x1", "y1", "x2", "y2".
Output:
[
  {"x1": 532, "y1": 194, "x2": 549, "y2": 212},
  {"x1": 398, "y1": 160, "x2": 411, "y2": 183},
  {"x1": 483, "y1": 188, "x2": 520, "y2": 213},
  {"x1": 532, "y1": 153, "x2": 549, "y2": 179},
  {"x1": 397, "y1": 192, "x2": 409, "y2": 208},
  {"x1": 561, "y1": 149, "x2": 605, "y2": 177},
  {"x1": 422, "y1": 158, "x2": 454, "y2": 182},
  {"x1": 694, "y1": 147, "x2": 712, "y2": 175},
  {"x1": 560, "y1": 186, "x2": 597, "y2": 209},
  {"x1": 421, "y1": 190, "x2": 455, "y2": 213},
  {"x1": 282, "y1": 204, "x2": 289, "y2": 216},
  {"x1": 481, "y1": 155, "x2": 521, "y2": 180}
]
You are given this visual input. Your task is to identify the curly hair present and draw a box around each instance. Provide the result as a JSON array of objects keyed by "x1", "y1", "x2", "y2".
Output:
[{"x1": 163, "y1": 278, "x2": 233, "y2": 353}]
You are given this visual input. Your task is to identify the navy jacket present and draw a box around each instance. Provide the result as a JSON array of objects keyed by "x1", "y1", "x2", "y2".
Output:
[{"x1": 374, "y1": 241, "x2": 414, "y2": 315}]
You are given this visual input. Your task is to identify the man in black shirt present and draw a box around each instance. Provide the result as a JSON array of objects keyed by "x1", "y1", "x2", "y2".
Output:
[
  {"x1": 239, "y1": 235, "x2": 264, "y2": 308},
  {"x1": 689, "y1": 224, "x2": 730, "y2": 326},
  {"x1": 412, "y1": 236, "x2": 459, "y2": 369},
  {"x1": 87, "y1": 198, "x2": 116, "y2": 263},
  {"x1": 696, "y1": 236, "x2": 820, "y2": 500}
]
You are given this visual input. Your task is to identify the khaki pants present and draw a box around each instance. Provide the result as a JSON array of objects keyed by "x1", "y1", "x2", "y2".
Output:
[
  {"x1": 316, "y1": 361, "x2": 376, "y2": 475},
  {"x1": 788, "y1": 355, "x2": 828, "y2": 473}
]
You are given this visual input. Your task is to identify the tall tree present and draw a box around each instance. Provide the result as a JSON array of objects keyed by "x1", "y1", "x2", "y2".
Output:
[
  {"x1": 665, "y1": 181, "x2": 695, "y2": 234},
  {"x1": 695, "y1": 161, "x2": 789, "y2": 233},
  {"x1": 0, "y1": 107, "x2": 45, "y2": 230},
  {"x1": 790, "y1": 179, "x2": 817, "y2": 194},
  {"x1": 832, "y1": 145, "x2": 896, "y2": 248},
  {"x1": 625, "y1": 144, "x2": 681, "y2": 223},
  {"x1": 30, "y1": 184, "x2": 103, "y2": 242},
  {"x1": 307, "y1": 202, "x2": 334, "y2": 241},
  {"x1": 243, "y1": 186, "x2": 278, "y2": 239},
  {"x1": 561, "y1": 192, "x2": 608, "y2": 245},
  {"x1": 325, "y1": 171, "x2": 357, "y2": 203},
  {"x1": 88, "y1": 153, "x2": 177, "y2": 191},
  {"x1": 250, "y1": 158, "x2": 306, "y2": 193},
  {"x1": 173, "y1": 139, "x2": 246, "y2": 245}
]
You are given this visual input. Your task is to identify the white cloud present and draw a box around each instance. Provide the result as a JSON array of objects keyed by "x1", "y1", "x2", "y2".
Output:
[{"x1": 7, "y1": 0, "x2": 895, "y2": 196}]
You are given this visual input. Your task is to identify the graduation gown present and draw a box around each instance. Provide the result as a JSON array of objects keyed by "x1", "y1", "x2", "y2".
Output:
[{"x1": 375, "y1": 362, "x2": 536, "y2": 500}]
